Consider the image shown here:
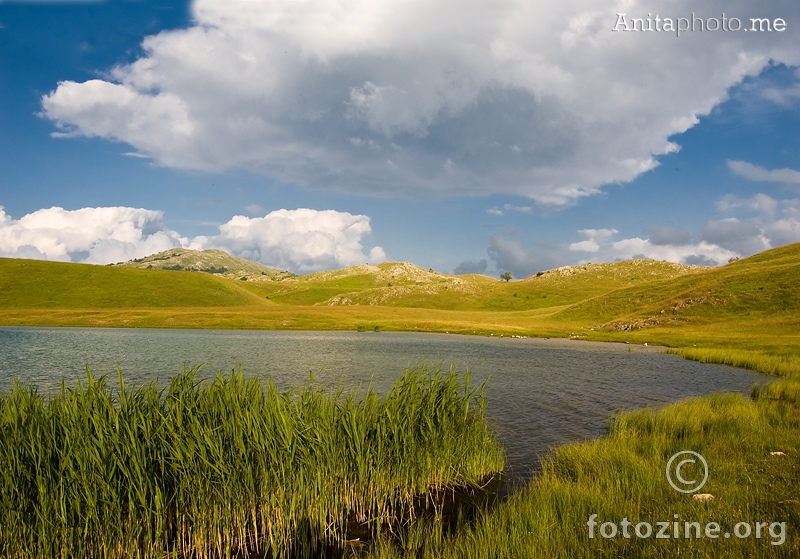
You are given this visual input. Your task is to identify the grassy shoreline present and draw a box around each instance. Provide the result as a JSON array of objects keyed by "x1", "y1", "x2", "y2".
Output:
[
  {"x1": 358, "y1": 389, "x2": 799, "y2": 558},
  {"x1": 353, "y1": 352, "x2": 800, "y2": 558}
]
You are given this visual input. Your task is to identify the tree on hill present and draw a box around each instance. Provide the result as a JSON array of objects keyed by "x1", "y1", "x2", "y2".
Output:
[{"x1": 500, "y1": 271, "x2": 512, "y2": 282}]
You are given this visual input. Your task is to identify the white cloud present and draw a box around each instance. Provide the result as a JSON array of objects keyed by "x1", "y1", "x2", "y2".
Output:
[
  {"x1": 0, "y1": 206, "x2": 385, "y2": 273},
  {"x1": 38, "y1": 0, "x2": 800, "y2": 204},
  {"x1": 727, "y1": 160, "x2": 800, "y2": 185},
  {"x1": 566, "y1": 194, "x2": 800, "y2": 266},
  {"x1": 717, "y1": 193, "x2": 779, "y2": 218},
  {"x1": 569, "y1": 228, "x2": 618, "y2": 253},
  {"x1": 0, "y1": 206, "x2": 186, "y2": 264},
  {"x1": 190, "y1": 208, "x2": 385, "y2": 273},
  {"x1": 503, "y1": 204, "x2": 532, "y2": 213},
  {"x1": 608, "y1": 237, "x2": 737, "y2": 266}
]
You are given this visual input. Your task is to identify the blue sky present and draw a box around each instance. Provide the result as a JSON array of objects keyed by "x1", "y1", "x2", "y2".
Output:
[{"x1": 1, "y1": 0, "x2": 799, "y2": 276}]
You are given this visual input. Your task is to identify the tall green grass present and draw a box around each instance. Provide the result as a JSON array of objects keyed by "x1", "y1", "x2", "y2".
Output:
[
  {"x1": 359, "y1": 391, "x2": 800, "y2": 558},
  {"x1": 0, "y1": 365, "x2": 503, "y2": 558}
]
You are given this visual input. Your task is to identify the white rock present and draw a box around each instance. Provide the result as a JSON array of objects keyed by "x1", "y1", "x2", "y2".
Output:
[{"x1": 692, "y1": 494, "x2": 714, "y2": 502}]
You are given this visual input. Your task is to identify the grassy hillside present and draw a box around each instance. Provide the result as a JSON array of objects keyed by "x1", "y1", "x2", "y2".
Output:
[
  {"x1": 114, "y1": 248, "x2": 295, "y2": 281},
  {"x1": 1, "y1": 244, "x2": 798, "y2": 357},
  {"x1": 0, "y1": 258, "x2": 269, "y2": 308},
  {"x1": 535, "y1": 243, "x2": 800, "y2": 362},
  {"x1": 236, "y1": 259, "x2": 702, "y2": 311},
  {"x1": 553, "y1": 242, "x2": 800, "y2": 328}
]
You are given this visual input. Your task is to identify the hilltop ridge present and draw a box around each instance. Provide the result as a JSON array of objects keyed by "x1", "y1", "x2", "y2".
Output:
[
  {"x1": 113, "y1": 248, "x2": 295, "y2": 281},
  {"x1": 242, "y1": 257, "x2": 707, "y2": 310},
  {"x1": 2, "y1": 242, "x2": 798, "y2": 345}
]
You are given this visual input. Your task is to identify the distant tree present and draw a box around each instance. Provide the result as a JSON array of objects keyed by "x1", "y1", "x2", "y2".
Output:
[{"x1": 500, "y1": 271, "x2": 512, "y2": 282}]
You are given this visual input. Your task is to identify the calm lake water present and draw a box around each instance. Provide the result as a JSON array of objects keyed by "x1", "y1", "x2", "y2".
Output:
[{"x1": 0, "y1": 327, "x2": 763, "y2": 480}]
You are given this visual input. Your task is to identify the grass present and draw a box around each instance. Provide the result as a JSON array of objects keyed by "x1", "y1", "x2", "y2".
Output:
[
  {"x1": 667, "y1": 348, "x2": 800, "y2": 380},
  {"x1": 0, "y1": 365, "x2": 503, "y2": 558},
  {"x1": 0, "y1": 258, "x2": 268, "y2": 308},
  {"x1": 356, "y1": 386, "x2": 800, "y2": 558}
]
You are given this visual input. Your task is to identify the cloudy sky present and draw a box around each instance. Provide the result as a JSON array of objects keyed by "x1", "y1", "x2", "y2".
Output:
[{"x1": 1, "y1": 0, "x2": 799, "y2": 276}]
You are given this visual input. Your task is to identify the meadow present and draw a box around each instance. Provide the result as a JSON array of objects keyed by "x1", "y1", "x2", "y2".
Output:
[{"x1": 0, "y1": 243, "x2": 798, "y2": 556}]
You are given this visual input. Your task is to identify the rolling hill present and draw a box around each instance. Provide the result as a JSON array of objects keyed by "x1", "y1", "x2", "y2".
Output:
[
  {"x1": 1, "y1": 243, "x2": 798, "y2": 358},
  {"x1": 113, "y1": 248, "x2": 295, "y2": 281},
  {"x1": 0, "y1": 257, "x2": 269, "y2": 309},
  {"x1": 233, "y1": 259, "x2": 703, "y2": 310},
  {"x1": 551, "y1": 241, "x2": 800, "y2": 330}
]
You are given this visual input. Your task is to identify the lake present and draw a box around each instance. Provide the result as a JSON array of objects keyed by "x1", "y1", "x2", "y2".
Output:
[{"x1": 0, "y1": 327, "x2": 763, "y2": 480}]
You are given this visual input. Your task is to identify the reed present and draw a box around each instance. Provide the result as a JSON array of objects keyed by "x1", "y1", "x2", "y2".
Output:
[{"x1": 0, "y1": 365, "x2": 503, "y2": 558}]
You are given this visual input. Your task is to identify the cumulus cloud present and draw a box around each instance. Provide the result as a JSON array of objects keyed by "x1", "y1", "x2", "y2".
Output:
[
  {"x1": 453, "y1": 259, "x2": 488, "y2": 275},
  {"x1": 644, "y1": 226, "x2": 692, "y2": 246},
  {"x1": 487, "y1": 236, "x2": 566, "y2": 278},
  {"x1": 564, "y1": 194, "x2": 800, "y2": 266},
  {"x1": 717, "y1": 193, "x2": 779, "y2": 218},
  {"x1": 569, "y1": 228, "x2": 618, "y2": 253},
  {"x1": 0, "y1": 206, "x2": 186, "y2": 264},
  {"x1": 700, "y1": 218, "x2": 770, "y2": 255},
  {"x1": 0, "y1": 206, "x2": 384, "y2": 273},
  {"x1": 727, "y1": 160, "x2": 800, "y2": 185},
  {"x1": 608, "y1": 237, "x2": 738, "y2": 266},
  {"x1": 190, "y1": 208, "x2": 385, "y2": 273},
  {"x1": 38, "y1": 0, "x2": 800, "y2": 204}
]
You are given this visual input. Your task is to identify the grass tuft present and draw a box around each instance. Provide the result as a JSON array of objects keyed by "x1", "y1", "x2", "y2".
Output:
[{"x1": 0, "y1": 365, "x2": 503, "y2": 558}]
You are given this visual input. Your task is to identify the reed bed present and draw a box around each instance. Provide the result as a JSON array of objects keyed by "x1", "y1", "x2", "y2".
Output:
[{"x1": 0, "y1": 365, "x2": 503, "y2": 558}]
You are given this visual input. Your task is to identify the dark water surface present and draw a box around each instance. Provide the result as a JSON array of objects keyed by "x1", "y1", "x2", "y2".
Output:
[{"x1": 0, "y1": 327, "x2": 763, "y2": 480}]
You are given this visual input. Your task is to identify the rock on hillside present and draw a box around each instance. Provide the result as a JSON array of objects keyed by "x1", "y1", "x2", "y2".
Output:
[
  {"x1": 113, "y1": 249, "x2": 295, "y2": 281},
  {"x1": 309, "y1": 262, "x2": 465, "y2": 285},
  {"x1": 525, "y1": 260, "x2": 703, "y2": 283},
  {"x1": 311, "y1": 262, "x2": 480, "y2": 306}
]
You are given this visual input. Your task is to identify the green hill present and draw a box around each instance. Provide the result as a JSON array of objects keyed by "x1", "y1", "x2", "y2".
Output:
[
  {"x1": 235, "y1": 259, "x2": 702, "y2": 310},
  {"x1": 551, "y1": 242, "x2": 800, "y2": 330},
  {"x1": 2, "y1": 243, "x2": 799, "y2": 355},
  {"x1": 0, "y1": 258, "x2": 268, "y2": 308},
  {"x1": 113, "y1": 248, "x2": 295, "y2": 281}
]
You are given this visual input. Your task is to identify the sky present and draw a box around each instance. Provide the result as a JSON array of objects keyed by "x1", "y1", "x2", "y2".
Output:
[{"x1": 1, "y1": 0, "x2": 799, "y2": 277}]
